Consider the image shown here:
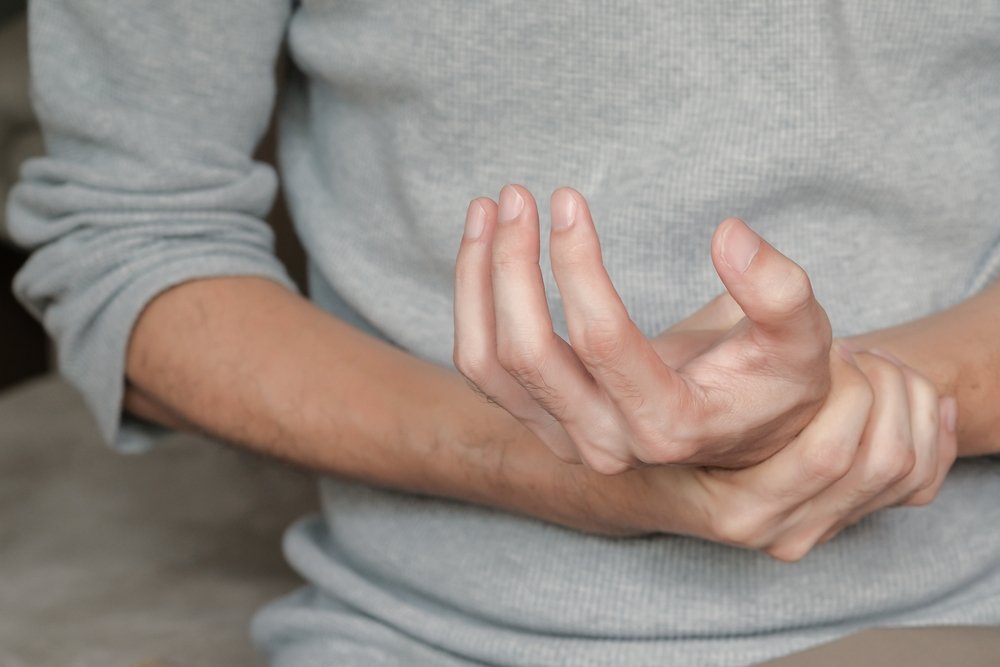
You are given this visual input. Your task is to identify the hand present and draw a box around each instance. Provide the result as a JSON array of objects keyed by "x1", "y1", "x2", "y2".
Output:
[
  {"x1": 623, "y1": 344, "x2": 958, "y2": 560},
  {"x1": 453, "y1": 185, "x2": 832, "y2": 473}
]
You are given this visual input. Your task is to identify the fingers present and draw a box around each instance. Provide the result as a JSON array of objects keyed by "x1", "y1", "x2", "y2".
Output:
[
  {"x1": 737, "y1": 343, "x2": 871, "y2": 503},
  {"x1": 906, "y1": 396, "x2": 958, "y2": 506},
  {"x1": 491, "y1": 186, "x2": 636, "y2": 473},
  {"x1": 453, "y1": 196, "x2": 581, "y2": 463},
  {"x1": 456, "y1": 186, "x2": 642, "y2": 473},
  {"x1": 453, "y1": 198, "x2": 502, "y2": 391},
  {"x1": 757, "y1": 351, "x2": 913, "y2": 561},
  {"x1": 707, "y1": 346, "x2": 956, "y2": 562},
  {"x1": 816, "y1": 393, "x2": 957, "y2": 546},
  {"x1": 697, "y1": 344, "x2": 869, "y2": 553},
  {"x1": 778, "y1": 351, "x2": 948, "y2": 556},
  {"x1": 788, "y1": 353, "x2": 914, "y2": 552},
  {"x1": 831, "y1": 353, "x2": 949, "y2": 518},
  {"x1": 548, "y1": 187, "x2": 697, "y2": 463},
  {"x1": 874, "y1": 354, "x2": 940, "y2": 507},
  {"x1": 710, "y1": 218, "x2": 832, "y2": 363},
  {"x1": 837, "y1": 351, "x2": 917, "y2": 506}
]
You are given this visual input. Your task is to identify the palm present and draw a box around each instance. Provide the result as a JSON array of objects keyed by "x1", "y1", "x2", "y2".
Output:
[{"x1": 651, "y1": 292, "x2": 832, "y2": 467}]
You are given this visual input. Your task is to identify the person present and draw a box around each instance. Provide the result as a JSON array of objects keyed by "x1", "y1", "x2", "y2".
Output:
[{"x1": 8, "y1": 1, "x2": 1000, "y2": 665}]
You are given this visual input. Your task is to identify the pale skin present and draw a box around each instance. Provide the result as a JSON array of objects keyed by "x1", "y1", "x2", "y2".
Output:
[
  {"x1": 454, "y1": 185, "x2": 959, "y2": 559},
  {"x1": 125, "y1": 184, "x2": 998, "y2": 561}
]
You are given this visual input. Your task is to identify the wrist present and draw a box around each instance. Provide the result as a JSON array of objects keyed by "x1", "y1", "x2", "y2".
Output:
[
  {"x1": 553, "y1": 464, "x2": 701, "y2": 539},
  {"x1": 841, "y1": 324, "x2": 1000, "y2": 456},
  {"x1": 433, "y1": 378, "x2": 661, "y2": 536}
]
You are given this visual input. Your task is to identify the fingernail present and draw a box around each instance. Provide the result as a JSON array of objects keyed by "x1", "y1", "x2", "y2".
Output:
[
  {"x1": 498, "y1": 186, "x2": 524, "y2": 224},
  {"x1": 551, "y1": 189, "x2": 577, "y2": 230},
  {"x1": 463, "y1": 200, "x2": 486, "y2": 240},
  {"x1": 943, "y1": 397, "x2": 957, "y2": 434},
  {"x1": 721, "y1": 219, "x2": 761, "y2": 273}
]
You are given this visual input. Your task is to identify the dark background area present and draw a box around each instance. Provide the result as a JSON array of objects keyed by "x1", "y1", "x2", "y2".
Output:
[
  {"x1": 0, "y1": 0, "x2": 24, "y2": 24},
  {"x1": 1, "y1": 0, "x2": 43, "y2": 391},
  {"x1": 0, "y1": 7, "x2": 313, "y2": 667},
  {"x1": 0, "y1": 2, "x2": 306, "y2": 392}
]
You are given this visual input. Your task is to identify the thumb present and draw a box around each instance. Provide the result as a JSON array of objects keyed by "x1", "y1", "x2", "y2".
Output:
[{"x1": 710, "y1": 218, "x2": 831, "y2": 350}]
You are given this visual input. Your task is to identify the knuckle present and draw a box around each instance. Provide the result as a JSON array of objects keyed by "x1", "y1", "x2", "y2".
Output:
[
  {"x1": 453, "y1": 345, "x2": 490, "y2": 383},
  {"x1": 917, "y1": 406, "x2": 940, "y2": 438},
  {"x1": 574, "y1": 319, "x2": 630, "y2": 369},
  {"x1": 903, "y1": 471, "x2": 941, "y2": 507},
  {"x1": 490, "y1": 245, "x2": 525, "y2": 273},
  {"x1": 771, "y1": 263, "x2": 815, "y2": 316},
  {"x1": 579, "y1": 448, "x2": 631, "y2": 476},
  {"x1": 605, "y1": 369, "x2": 646, "y2": 409},
  {"x1": 894, "y1": 446, "x2": 918, "y2": 481},
  {"x1": 907, "y1": 371, "x2": 937, "y2": 400},
  {"x1": 710, "y1": 516, "x2": 748, "y2": 547},
  {"x1": 904, "y1": 488, "x2": 937, "y2": 507},
  {"x1": 907, "y1": 469, "x2": 946, "y2": 507},
  {"x1": 862, "y1": 357, "x2": 903, "y2": 391},
  {"x1": 635, "y1": 434, "x2": 698, "y2": 465},
  {"x1": 495, "y1": 336, "x2": 572, "y2": 418},
  {"x1": 909, "y1": 374, "x2": 940, "y2": 430},
  {"x1": 839, "y1": 367, "x2": 875, "y2": 414},
  {"x1": 627, "y1": 419, "x2": 662, "y2": 455},
  {"x1": 907, "y1": 467, "x2": 936, "y2": 497},
  {"x1": 801, "y1": 439, "x2": 855, "y2": 483},
  {"x1": 496, "y1": 337, "x2": 546, "y2": 379},
  {"x1": 710, "y1": 504, "x2": 767, "y2": 548},
  {"x1": 765, "y1": 538, "x2": 813, "y2": 563},
  {"x1": 868, "y1": 439, "x2": 916, "y2": 487}
]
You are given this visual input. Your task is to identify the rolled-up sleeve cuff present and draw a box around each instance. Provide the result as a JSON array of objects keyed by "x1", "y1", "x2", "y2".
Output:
[{"x1": 41, "y1": 254, "x2": 297, "y2": 453}]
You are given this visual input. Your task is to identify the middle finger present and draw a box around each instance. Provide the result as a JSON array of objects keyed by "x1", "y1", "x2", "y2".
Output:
[{"x1": 491, "y1": 185, "x2": 628, "y2": 472}]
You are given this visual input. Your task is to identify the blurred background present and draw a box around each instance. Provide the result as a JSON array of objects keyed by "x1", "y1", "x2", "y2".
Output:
[
  {"x1": 1, "y1": 4, "x2": 315, "y2": 666},
  {"x1": 0, "y1": 0, "x2": 307, "y2": 392},
  {"x1": 0, "y1": 0, "x2": 46, "y2": 391}
]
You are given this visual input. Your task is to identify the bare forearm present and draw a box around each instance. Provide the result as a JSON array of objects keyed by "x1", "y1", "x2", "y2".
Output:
[
  {"x1": 124, "y1": 277, "x2": 635, "y2": 534},
  {"x1": 848, "y1": 280, "x2": 1000, "y2": 455}
]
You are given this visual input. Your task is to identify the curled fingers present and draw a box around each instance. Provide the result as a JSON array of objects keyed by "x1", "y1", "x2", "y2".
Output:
[
  {"x1": 489, "y1": 186, "x2": 630, "y2": 473},
  {"x1": 453, "y1": 196, "x2": 581, "y2": 463},
  {"x1": 549, "y1": 187, "x2": 698, "y2": 465}
]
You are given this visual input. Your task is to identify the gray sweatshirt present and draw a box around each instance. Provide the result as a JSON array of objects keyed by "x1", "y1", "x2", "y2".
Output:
[{"x1": 9, "y1": 1, "x2": 1000, "y2": 665}]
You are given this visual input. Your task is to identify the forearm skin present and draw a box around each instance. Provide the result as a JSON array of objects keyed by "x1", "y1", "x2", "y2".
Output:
[
  {"x1": 849, "y1": 280, "x2": 1000, "y2": 456},
  {"x1": 124, "y1": 276, "x2": 656, "y2": 535}
]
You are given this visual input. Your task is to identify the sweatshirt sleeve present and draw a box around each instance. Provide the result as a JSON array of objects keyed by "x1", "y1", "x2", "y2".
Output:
[{"x1": 5, "y1": 0, "x2": 297, "y2": 452}]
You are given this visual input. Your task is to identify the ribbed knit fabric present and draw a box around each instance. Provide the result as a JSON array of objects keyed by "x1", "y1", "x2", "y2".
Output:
[{"x1": 8, "y1": 1, "x2": 1000, "y2": 665}]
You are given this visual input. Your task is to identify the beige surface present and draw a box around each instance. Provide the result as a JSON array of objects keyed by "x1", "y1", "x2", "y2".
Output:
[
  {"x1": 758, "y1": 626, "x2": 1000, "y2": 666},
  {"x1": 0, "y1": 376, "x2": 317, "y2": 667}
]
